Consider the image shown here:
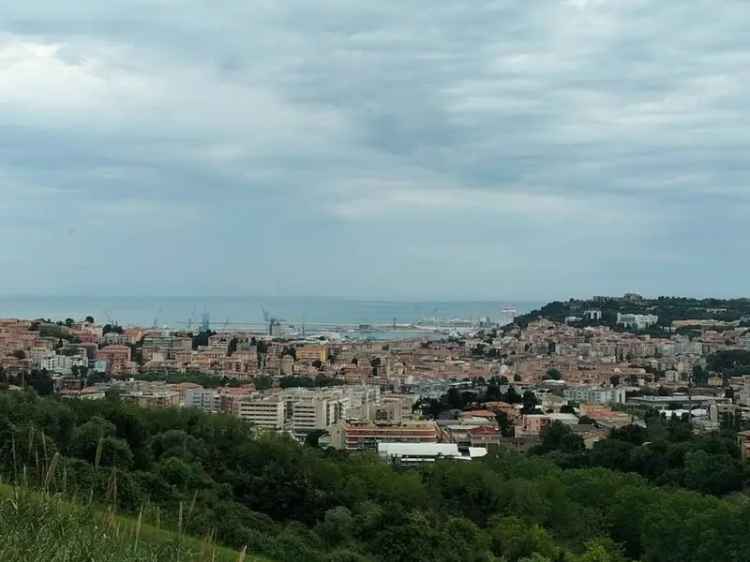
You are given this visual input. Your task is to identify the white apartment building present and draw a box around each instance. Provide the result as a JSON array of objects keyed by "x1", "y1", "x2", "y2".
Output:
[
  {"x1": 40, "y1": 354, "x2": 87, "y2": 375},
  {"x1": 227, "y1": 385, "x2": 382, "y2": 437},
  {"x1": 563, "y1": 385, "x2": 627, "y2": 405},
  {"x1": 616, "y1": 313, "x2": 659, "y2": 330},
  {"x1": 184, "y1": 388, "x2": 219, "y2": 413},
  {"x1": 234, "y1": 397, "x2": 285, "y2": 431},
  {"x1": 282, "y1": 388, "x2": 350, "y2": 438},
  {"x1": 30, "y1": 349, "x2": 55, "y2": 369}
]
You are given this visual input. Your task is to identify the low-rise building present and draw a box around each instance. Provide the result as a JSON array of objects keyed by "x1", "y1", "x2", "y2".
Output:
[
  {"x1": 330, "y1": 421, "x2": 439, "y2": 450},
  {"x1": 515, "y1": 413, "x2": 578, "y2": 438},
  {"x1": 377, "y1": 442, "x2": 486, "y2": 464},
  {"x1": 617, "y1": 313, "x2": 659, "y2": 330},
  {"x1": 737, "y1": 430, "x2": 750, "y2": 461},
  {"x1": 563, "y1": 385, "x2": 626, "y2": 405}
]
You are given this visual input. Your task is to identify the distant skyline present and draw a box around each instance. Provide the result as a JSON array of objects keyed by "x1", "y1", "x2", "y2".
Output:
[{"x1": 1, "y1": 1, "x2": 749, "y2": 300}]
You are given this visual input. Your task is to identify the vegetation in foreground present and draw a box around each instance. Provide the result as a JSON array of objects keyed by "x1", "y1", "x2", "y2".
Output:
[
  {"x1": 3, "y1": 389, "x2": 750, "y2": 562},
  {"x1": 0, "y1": 484, "x2": 250, "y2": 562}
]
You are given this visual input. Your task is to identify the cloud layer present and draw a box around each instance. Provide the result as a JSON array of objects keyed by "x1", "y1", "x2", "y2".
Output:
[{"x1": 1, "y1": 1, "x2": 748, "y2": 299}]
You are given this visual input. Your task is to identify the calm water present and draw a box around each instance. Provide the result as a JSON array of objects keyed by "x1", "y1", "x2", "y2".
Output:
[{"x1": 0, "y1": 296, "x2": 540, "y2": 330}]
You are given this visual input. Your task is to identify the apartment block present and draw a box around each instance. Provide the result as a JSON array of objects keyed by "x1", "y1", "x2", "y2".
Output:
[
  {"x1": 330, "y1": 420, "x2": 439, "y2": 450},
  {"x1": 563, "y1": 385, "x2": 626, "y2": 405},
  {"x1": 234, "y1": 397, "x2": 285, "y2": 431}
]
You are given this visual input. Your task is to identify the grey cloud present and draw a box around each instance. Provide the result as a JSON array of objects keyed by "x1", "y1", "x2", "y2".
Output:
[{"x1": 0, "y1": 0, "x2": 748, "y2": 299}]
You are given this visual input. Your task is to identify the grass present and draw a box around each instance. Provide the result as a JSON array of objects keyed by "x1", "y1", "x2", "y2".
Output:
[{"x1": 0, "y1": 483, "x2": 267, "y2": 562}]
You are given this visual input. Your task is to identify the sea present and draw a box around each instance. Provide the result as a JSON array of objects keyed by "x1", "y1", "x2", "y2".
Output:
[{"x1": 0, "y1": 296, "x2": 541, "y2": 339}]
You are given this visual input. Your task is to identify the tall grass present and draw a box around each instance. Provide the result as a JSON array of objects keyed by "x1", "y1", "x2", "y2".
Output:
[
  {"x1": 0, "y1": 484, "x2": 260, "y2": 562},
  {"x1": 0, "y1": 423, "x2": 269, "y2": 562}
]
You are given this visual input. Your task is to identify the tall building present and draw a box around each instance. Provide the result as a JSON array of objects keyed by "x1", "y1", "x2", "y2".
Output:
[
  {"x1": 291, "y1": 394, "x2": 346, "y2": 438},
  {"x1": 96, "y1": 345, "x2": 132, "y2": 375},
  {"x1": 296, "y1": 344, "x2": 329, "y2": 364},
  {"x1": 184, "y1": 388, "x2": 219, "y2": 413},
  {"x1": 233, "y1": 396, "x2": 285, "y2": 431}
]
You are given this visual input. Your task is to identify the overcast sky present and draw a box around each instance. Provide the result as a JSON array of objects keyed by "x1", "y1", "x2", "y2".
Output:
[{"x1": 1, "y1": 1, "x2": 748, "y2": 301}]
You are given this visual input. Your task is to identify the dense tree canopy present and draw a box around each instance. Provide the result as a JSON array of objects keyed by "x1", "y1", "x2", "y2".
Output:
[{"x1": 1, "y1": 390, "x2": 749, "y2": 562}]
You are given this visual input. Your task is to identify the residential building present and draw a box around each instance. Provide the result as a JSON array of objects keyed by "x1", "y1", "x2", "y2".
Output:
[
  {"x1": 563, "y1": 385, "x2": 626, "y2": 405},
  {"x1": 40, "y1": 354, "x2": 87, "y2": 375},
  {"x1": 96, "y1": 345, "x2": 132, "y2": 375},
  {"x1": 234, "y1": 396, "x2": 285, "y2": 431},
  {"x1": 515, "y1": 413, "x2": 578, "y2": 437},
  {"x1": 616, "y1": 313, "x2": 659, "y2": 330},
  {"x1": 184, "y1": 387, "x2": 219, "y2": 413},
  {"x1": 330, "y1": 420, "x2": 439, "y2": 450},
  {"x1": 296, "y1": 344, "x2": 329, "y2": 364},
  {"x1": 737, "y1": 430, "x2": 750, "y2": 461}
]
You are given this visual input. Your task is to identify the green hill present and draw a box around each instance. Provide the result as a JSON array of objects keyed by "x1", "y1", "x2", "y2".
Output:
[{"x1": 0, "y1": 484, "x2": 261, "y2": 562}]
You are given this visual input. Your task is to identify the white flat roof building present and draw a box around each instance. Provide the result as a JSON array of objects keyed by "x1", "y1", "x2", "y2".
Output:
[{"x1": 377, "y1": 442, "x2": 487, "y2": 463}]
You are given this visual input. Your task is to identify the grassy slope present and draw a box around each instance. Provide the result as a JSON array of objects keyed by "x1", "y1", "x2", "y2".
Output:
[{"x1": 0, "y1": 483, "x2": 268, "y2": 562}]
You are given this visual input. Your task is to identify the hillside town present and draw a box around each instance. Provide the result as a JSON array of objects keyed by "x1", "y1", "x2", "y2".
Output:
[{"x1": 3, "y1": 295, "x2": 750, "y2": 460}]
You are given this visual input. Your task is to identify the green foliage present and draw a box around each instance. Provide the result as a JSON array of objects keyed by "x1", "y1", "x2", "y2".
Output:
[
  {"x1": 2, "y1": 389, "x2": 750, "y2": 562},
  {"x1": 39, "y1": 324, "x2": 77, "y2": 341},
  {"x1": 577, "y1": 538, "x2": 628, "y2": 562},
  {"x1": 532, "y1": 422, "x2": 585, "y2": 456},
  {"x1": 136, "y1": 372, "x2": 246, "y2": 388},
  {"x1": 254, "y1": 376, "x2": 274, "y2": 391},
  {"x1": 488, "y1": 516, "x2": 559, "y2": 561},
  {"x1": 512, "y1": 296, "x2": 750, "y2": 340},
  {"x1": 191, "y1": 330, "x2": 215, "y2": 350},
  {"x1": 706, "y1": 350, "x2": 750, "y2": 376},
  {"x1": 278, "y1": 375, "x2": 343, "y2": 389},
  {"x1": 521, "y1": 391, "x2": 541, "y2": 414},
  {"x1": 0, "y1": 485, "x2": 256, "y2": 562}
]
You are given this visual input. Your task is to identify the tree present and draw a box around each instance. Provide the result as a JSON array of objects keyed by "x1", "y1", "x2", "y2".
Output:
[
  {"x1": 488, "y1": 516, "x2": 558, "y2": 562},
  {"x1": 546, "y1": 368, "x2": 562, "y2": 380},
  {"x1": 28, "y1": 370, "x2": 54, "y2": 396},
  {"x1": 683, "y1": 450, "x2": 743, "y2": 495},
  {"x1": 192, "y1": 330, "x2": 215, "y2": 350},
  {"x1": 505, "y1": 386, "x2": 523, "y2": 404},
  {"x1": 577, "y1": 538, "x2": 628, "y2": 562},
  {"x1": 535, "y1": 421, "x2": 584, "y2": 454},
  {"x1": 609, "y1": 424, "x2": 647, "y2": 445},
  {"x1": 68, "y1": 417, "x2": 134, "y2": 469},
  {"x1": 304, "y1": 430, "x2": 327, "y2": 448},
  {"x1": 496, "y1": 411, "x2": 514, "y2": 437},
  {"x1": 521, "y1": 391, "x2": 540, "y2": 414},
  {"x1": 589, "y1": 439, "x2": 635, "y2": 471},
  {"x1": 370, "y1": 357, "x2": 381, "y2": 377},
  {"x1": 692, "y1": 365, "x2": 709, "y2": 385},
  {"x1": 254, "y1": 375, "x2": 273, "y2": 391},
  {"x1": 316, "y1": 506, "x2": 354, "y2": 545}
]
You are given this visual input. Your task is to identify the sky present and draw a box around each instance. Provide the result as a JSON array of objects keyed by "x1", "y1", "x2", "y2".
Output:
[{"x1": 0, "y1": 0, "x2": 748, "y2": 301}]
